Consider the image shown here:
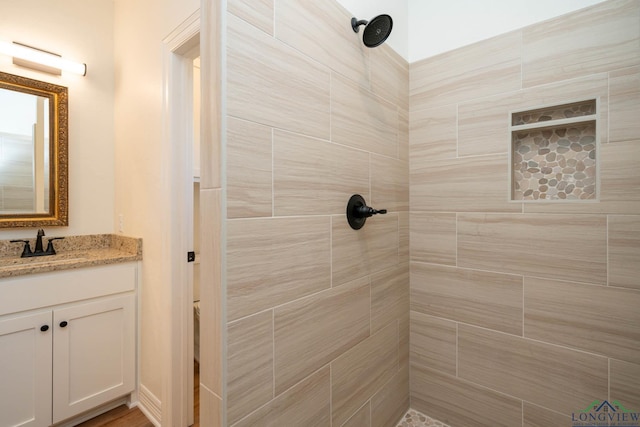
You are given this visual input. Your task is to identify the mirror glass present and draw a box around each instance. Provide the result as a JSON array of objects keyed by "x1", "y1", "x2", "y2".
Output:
[{"x1": 0, "y1": 71, "x2": 68, "y2": 227}]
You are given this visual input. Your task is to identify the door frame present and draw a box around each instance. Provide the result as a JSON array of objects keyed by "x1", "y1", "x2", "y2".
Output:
[{"x1": 161, "y1": 11, "x2": 200, "y2": 427}]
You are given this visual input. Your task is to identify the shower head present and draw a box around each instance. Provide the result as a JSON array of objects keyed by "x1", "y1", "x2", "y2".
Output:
[{"x1": 351, "y1": 14, "x2": 393, "y2": 48}]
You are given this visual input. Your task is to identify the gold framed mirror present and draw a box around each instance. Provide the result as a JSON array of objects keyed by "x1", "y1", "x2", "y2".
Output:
[{"x1": 0, "y1": 71, "x2": 68, "y2": 227}]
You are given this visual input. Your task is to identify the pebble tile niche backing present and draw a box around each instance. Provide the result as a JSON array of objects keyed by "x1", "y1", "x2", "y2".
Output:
[
  {"x1": 511, "y1": 100, "x2": 597, "y2": 201},
  {"x1": 396, "y1": 409, "x2": 450, "y2": 427}
]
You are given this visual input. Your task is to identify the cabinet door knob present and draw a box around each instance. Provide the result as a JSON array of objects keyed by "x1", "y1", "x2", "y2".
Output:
[
  {"x1": 59, "y1": 321, "x2": 68, "y2": 328},
  {"x1": 40, "y1": 325, "x2": 49, "y2": 332}
]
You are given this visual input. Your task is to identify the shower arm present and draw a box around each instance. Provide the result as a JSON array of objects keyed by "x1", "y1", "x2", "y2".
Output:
[{"x1": 351, "y1": 18, "x2": 368, "y2": 33}]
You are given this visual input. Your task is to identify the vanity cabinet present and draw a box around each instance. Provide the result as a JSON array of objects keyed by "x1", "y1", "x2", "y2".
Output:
[
  {"x1": 0, "y1": 311, "x2": 52, "y2": 427},
  {"x1": 0, "y1": 264, "x2": 137, "y2": 427}
]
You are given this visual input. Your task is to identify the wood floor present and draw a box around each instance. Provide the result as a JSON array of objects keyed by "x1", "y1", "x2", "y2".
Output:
[
  {"x1": 75, "y1": 405, "x2": 153, "y2": 427},
  {"x1": 77, "y1": 362, "x2": 200, "y2": 427}
]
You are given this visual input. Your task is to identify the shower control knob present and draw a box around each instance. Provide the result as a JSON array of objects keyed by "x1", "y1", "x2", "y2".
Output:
[
  {"x1": 355, "y1": 205, "x2": 387, "y2": 218},
  {"x1": 346, "y1": 194, "x2": 387, "y2": 230}
]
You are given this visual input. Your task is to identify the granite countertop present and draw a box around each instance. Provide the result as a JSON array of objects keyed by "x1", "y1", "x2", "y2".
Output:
[{"x1": 0, "y1": 234, "x2": 142, "y2": 278}]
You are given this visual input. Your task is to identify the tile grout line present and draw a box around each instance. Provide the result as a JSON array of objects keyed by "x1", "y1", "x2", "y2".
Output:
[
  {"x1": 271, "y1": 127, "x2": 275, "y2": 218},
  {"x1": 414, "y1": 306, "x2": 626, "y2": 363},
  {"x1": 330, "y1": 216, "x2": 333, "y2": 288},
  {"x1": 412, "y1": 259, "x2": 610, "y2": 289},
  {"x1": 455, "y1": 103, "x2": 459, "y2": 159},
  {"x1": 606, "y1": 214, "x2": 610, "y2": 287},
  {"x1": 455, "y1": 322, "x2": 459, "y2": 377},
  {"x1": 330, "y1": 363, "x2": 333, "y2": 427},
  {"x1": 272, "y1": 309, "x2": 276, "y2": 400},
  {"x1": 522, "y1": 277, "x2": 525, "y2": 338}
]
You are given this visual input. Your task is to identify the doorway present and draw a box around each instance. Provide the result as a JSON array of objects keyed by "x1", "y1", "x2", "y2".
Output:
[{"x1": 162, "y1": 12, "x2": 201, "y2": 427}]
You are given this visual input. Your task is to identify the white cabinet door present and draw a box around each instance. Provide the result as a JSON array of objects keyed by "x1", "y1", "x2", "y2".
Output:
[
  {"x1": 0, "y1": 311, "x2": 52, "y2": 427},
  {"x1": 52, "y1": 294, "x2": 135, "y2": 424}
]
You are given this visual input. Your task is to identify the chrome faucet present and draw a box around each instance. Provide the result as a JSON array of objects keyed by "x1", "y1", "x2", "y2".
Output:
[{"x1": 10, "y1": 229, "x2": 65, "y2": 258}]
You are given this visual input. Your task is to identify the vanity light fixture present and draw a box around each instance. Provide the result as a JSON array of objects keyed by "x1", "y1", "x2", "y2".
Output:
[{"x1": 0, "y1": 41, "x2": 86, "y2": 76}]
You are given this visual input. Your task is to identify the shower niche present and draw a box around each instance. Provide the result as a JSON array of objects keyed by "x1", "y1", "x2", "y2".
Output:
[{"x1": 510, "y1": 99, "x2": 598, "y2": 201}]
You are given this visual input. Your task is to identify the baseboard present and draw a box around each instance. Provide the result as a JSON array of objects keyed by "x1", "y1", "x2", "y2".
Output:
[{"x1": 138, "y1": 384, "x2": 162, "y2": 427}]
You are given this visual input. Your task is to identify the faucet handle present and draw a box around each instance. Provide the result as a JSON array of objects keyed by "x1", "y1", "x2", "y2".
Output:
[
  {"x1": 45, "y1": 237, "x2": 65, "y2": 255},
  {"x1": 10, "y1": 240, "x2": 33, "y2": 257}
]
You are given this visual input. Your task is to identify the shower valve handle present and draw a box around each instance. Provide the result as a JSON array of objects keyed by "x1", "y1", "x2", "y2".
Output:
[
  {"x1": 356, "y1": 206, "x2": 387, "y2": 218},
  {"x1": 346, "y1": 194, "x2": 387, "y2": 230}
]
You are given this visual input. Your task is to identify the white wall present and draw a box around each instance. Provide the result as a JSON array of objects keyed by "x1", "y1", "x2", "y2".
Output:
[
  {"x1": 335, "y1": 0, "x2": 607, "y2": 62},
  {"x1": 113, "y1": 0, "x2": 199, "y2": 413},
  {"x1": 408, "y1": 0, "x2": 607, "y2": 62},
  {"x1": 0, "y1": 0, "x2": 115, "y2": 239}
]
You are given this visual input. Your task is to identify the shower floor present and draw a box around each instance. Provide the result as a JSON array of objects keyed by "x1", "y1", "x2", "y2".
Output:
[{"x1": 396, "y1": 409, "x2": 450, "y2": 427}]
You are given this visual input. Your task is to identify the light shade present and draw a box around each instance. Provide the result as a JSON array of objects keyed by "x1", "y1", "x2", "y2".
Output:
[{"x1": 0, "y1": 41, "x2": 86, "y2": 76}]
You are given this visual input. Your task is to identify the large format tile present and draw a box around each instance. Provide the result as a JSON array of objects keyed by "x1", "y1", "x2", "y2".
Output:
[
  {"x1": 227, "y1": 311, "x2": 274, "y2": 424},
  {"x1": 371, "y1": 264, "x2": 409, "y2": 334},
  {"x1": 371, "y1": 365, "x2": 409, "y2": 427},
  {"x1": 332, "y1": 213, "x2": 399, "y2": 286},
  {"x1": 232, "y1": 366, "x2": 331, "y2": 427},
  {"x1": 275, "y1": 0, "x2": 370, "y2": 87},
  {"x1": 411, "y1": 365, "x2": 522, "y2": 427},
  {"x1": 522, "y1": 0, "x2": 640, "y2": 87},
  {"x1": 342, "y1": 402, "x2": 370, "y2": 427},
  {"x1": 457, "y1": 73, "x2": 609, "y2": 157},
  {"x1": 398, "y1": 108, "x2": 409, "y2": 162},
  {"x1": 410, "y1": 213, "x2": 456, "y2": 266},
  {"x1": 398, "y1": 312, "x2": 409, "y2": 370},
  {"x1": 458, "y1": 324, "x2": 608, "y2": 414},
  {"x1": 273, "y1": 130, "x2": 369, "y2": 216},
  {"x1": 410, "y1": 104, "x2": 457, "y2": 163},
  {"x1": 611, "y1": 359, "x2": 640, "y2": 412},
  {"x1": 199, "y1": 189, "x2": 223, "y2": 395},
  {"x1": 228, "y1": 0, "x2": 273, "y2": 35},
  {"x1": 227, "y1": 13, "x2": 330, "y2": 139},
  {"x1": 610, "y1": 66, "x2": 640, "y2": 143},
  {"x1": 458, "y1": 213, "x2": 607, "y2": 285},
  {"x1": 523, "y1": 402, "x2": 571, "y2": 427},
  {"x1": 332, "y1": 74, "x2": 399, "y2": 158},
  {"x1": 411, "y1": 263, "x2": 523, "y2": 335},
  {"x1": 227, "y1": 117, "x2": 272, "y2": 218},
  {"x1": 370, "y1": 44, "x2": 409, "y2": 107},
  {"x1": 410, "y1": 30, "x2": 521, "y2": 111},
  {"x1": 227, "y1": 216, "x2": 331, "y2": 321},
  {"x1": 410, "y1": 311, "x2": 457, "y2": 376},
  {"x1": 370, "y1": 154, "x2": 409, "y2": 213},
  {"x1": 524, "y1": 277, "x2": 640, "y2": 364},
  {"x1": 411, "y1": 154, "x2": 521, "y2": 213},
  {"x1": 458, "y1": 90, "x2": 522, "y2": 157},
  {"x1": 609, "y1": 215, "x2": 640, "y2": 290},
  {"x1": 369, "y1": 44, "x2": 409, "y2": 110},
  {"x1": 274, "y1": 277, "x2": 370, "y2": 395},
  {"x1": 398, "y1": 211, "x2": 409, "y2": 262},
  {"x1": 331, "y1": 322, "x2": 398, "y2": 427},
  {"x1": 599, "y1": 140, "x2": 640, "y2": 212}
]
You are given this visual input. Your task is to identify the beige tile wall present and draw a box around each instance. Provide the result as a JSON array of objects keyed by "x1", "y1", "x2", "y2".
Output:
[
  {"x1": 410, "y1": 0, "x2": 640, "y2": 424},
  {"x1": 225, "y1": 0, "x2": 409, "y2": 424}
]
